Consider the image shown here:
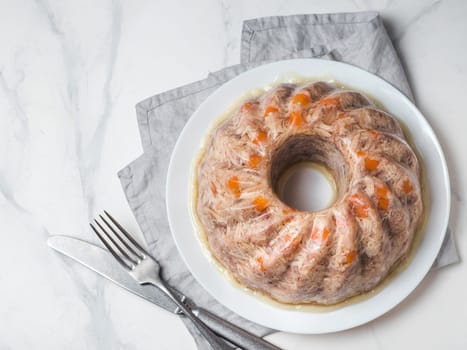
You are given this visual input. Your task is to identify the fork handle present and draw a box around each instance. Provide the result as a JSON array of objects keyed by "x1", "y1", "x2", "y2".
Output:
[
  {"x1": 150, "y1": 280, "x2": 237, "y2": 350},
  {"x1": 194, "y1": 307, "x2": 282, "y2": 350}
]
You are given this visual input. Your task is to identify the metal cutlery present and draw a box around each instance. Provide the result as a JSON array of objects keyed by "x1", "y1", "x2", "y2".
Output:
[
  {"x1": 47, "y1": 235, "x2": 281, "y2": 350},
  {"x1": 89, "y1": 211, "x2": 237, "y2": 350}
]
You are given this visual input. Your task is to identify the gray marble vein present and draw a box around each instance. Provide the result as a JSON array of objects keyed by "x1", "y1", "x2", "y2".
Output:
[
  {"x1": 35, "y1": 0, "x2": 122, "y2": 218},
  {"x1": 218, "y1": 0, "x2": 238, "y2": 67},
  {"x1": 30, "y1": 1, "x2": 127, "y2": 348},
  {"x1": 0, "y1": 69, "x2": 29, "y2": 213}
]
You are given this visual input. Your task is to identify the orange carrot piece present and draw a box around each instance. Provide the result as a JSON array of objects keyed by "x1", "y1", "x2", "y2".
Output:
[
  {"x1": 378, "y1": 197, "x2": 389, "y2": 211},
  {"x1": 319, "y1": 96, "x2": 339, "y2": 106},
  {"x1": 364, "y1": 158, "x2": 380, "y2": 171},
  {"x1": 355, "y1": 206, "x2": 369, "y2": 218},
  {"x1": 227, "y1": 176, "x2": 241, "y2": 197},
  {"x1": 350, "y1": 194, "x2": 370, "y2": 218},
  {"x1": 291, "y1": 235, "x2": 301, "y2": 246},
  {"x1": 356, "y1": 150, "x2": 366, "y2": 157},
  {"x1": 291, "y1": 93, "x2": 311, "y2": 105},
  {"x1": 253, "y1": 196, "x2": 269, "y2": 211},
  {"x1": 263, "y1": 105, "x2": 279, "y2": 117},
  {"x1": 289, "y1": 111, "x2": 303, "y2": 126},
  {"x1": 375, "y1": 185, "x2": 389, "y2": 210},
  {"x1": 256, "y1": 256, "x2": 266, "y2": 272},
  {"x1": 375, "y1": 186, "x2": 388, "y2": 197},
  {"x1": 322, "y1": 227, "x2": 330, "y2": 240},
  {"x1": 311, "y1": 228, "x2": 319, "y2": 241},
  {"x1": 402, "y1": 179, "x2": 413, "y2": 194},
  {"x1": 240, "y1": 101, "x2": 254, "y2": 112},
  {"x1": 253, "y1": 131, "x2": 267, "y2": 145},
  {"x1": 311, "y1": 227, "x2": 330, "y2": 241},
  {"x1": 346, "y1": 251, "x2": 357, "y2": 264},
  {"x1": 249, "y1": 154, "x2": 262, "y2": 168},
  {"x1": 282, "y1": 207, "x2": 293, "y2": 214}
]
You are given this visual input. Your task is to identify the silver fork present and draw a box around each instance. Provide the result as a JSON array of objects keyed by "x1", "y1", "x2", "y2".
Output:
[{"x1": 90, "y1": 211, "x2": 237, "y2": 350}]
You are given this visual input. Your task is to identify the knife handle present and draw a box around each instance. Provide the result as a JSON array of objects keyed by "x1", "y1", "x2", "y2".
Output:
[{"x1": 194, "y1": 307, "x2": 282, "y2": 350}]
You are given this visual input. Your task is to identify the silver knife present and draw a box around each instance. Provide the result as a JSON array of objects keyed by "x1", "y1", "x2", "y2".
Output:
[{"x1": 47, "y1": 235, "x2": 280, "y2": 350}]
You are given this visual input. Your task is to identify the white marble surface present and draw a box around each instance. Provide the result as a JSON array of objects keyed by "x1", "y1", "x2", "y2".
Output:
[{"x1": 0, "y1": 0, "x2": 466, "y2": 349}]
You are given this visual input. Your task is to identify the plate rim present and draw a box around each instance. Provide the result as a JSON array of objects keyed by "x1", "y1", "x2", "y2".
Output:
[{"x1": 166, "y1": 58, "x2": 451, "y2": 334}]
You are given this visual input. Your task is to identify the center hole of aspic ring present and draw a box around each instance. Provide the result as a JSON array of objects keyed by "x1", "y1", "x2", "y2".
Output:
[
  {"x1": 270, "y1": 135, "x2": 347, "y2": 212},
  {"x1": 277, "y1": 162, "x2": 336, "y2": 212}
]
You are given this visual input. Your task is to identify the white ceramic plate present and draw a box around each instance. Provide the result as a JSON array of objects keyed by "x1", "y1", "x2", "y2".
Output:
[{"x1": 166, "y1": 59, "x2": 450, "y2": 334}]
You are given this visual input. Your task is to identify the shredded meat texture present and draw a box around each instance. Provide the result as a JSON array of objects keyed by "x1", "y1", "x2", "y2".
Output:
[{"x1": 196, "y1": 82, "x2": 423, "y2": 305}]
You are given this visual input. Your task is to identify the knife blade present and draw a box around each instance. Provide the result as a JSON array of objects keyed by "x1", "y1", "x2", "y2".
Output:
[
  {"x1": 47, "y1": 235, "x2": 281, "y2": 350},
  {"x1": 48, "y1": 235, "x2": 179, "y2": 312}
]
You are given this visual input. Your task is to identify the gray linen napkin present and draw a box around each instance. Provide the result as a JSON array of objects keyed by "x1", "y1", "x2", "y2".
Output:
[{"x1": 119, "y1": 12, "x2": 459, "y2": 349}]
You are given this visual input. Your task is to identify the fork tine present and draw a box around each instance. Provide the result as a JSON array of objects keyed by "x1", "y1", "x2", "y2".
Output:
[
  {"x1": 90, "y1": 223, "x2": 133, "y2": 270},
  {"x1": 94, "y1": 219, "x2": 138, "y2": 265},
  {"x1": 104, "y1": 210, "x2": 148, "y2": 256},
  {"x1": 100, "y1": 214, "x2": 144, "y2": 260}
]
